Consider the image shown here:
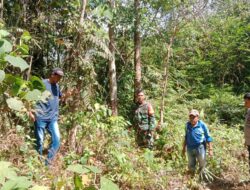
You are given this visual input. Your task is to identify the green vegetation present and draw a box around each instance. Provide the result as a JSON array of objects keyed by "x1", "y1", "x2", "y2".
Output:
[{"x1": 0, "y1": 0, "x2": 250, "y2": 189}]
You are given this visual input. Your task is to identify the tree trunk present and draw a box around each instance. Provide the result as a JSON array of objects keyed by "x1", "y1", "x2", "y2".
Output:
[
  {"x1": 134, "y1": 0, "x2": 142, "y2": 102},
  {"x1": 108, "y1": 0, "x2": 118, "y2": 116},
  {"x1": 159, "y1": 38, "x2": 174, "y2": 126},
  {"x1": 79, "y1": 0, "x2": 87, "y2": 26},
  {"x1": 66, "y1": 0, "x2": 88, "y2": 150},
  {"x1": 0, "y1": 0, "x2": 3, "y2": 19}
]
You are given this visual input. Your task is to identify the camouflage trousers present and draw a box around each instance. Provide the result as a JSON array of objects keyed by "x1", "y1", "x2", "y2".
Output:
[{"x1": 136, "y1": 129, "x2": 154, "y2": 149}]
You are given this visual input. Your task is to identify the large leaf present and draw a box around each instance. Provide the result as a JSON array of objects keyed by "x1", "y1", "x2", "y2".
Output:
[
  {"x1": 0, "y1": 161, "x2": 17, "y2": 185},
  {"x1": 1, "y1": 176, "x2": 32, "y2": 190},
  {"x1": 29, "y1": 76, "x2": 45, "y2": 91},
  {"x1": 0, "y1": 39, "x2": 12, "y2": 53},
  {"x1": 66, "y1": 164, "x2": 90, "y2": 174},
  {"x1": 100, "y1": 177, "x2": 119, "y2": 190},
  {"x1": 84, "y1": 165, "x2": 102, "y2": 174},
  {"x1": 5, "y1": 55, "x2": 29, "y2": 72},
  {"x1": 0, "y1": 70, "x2": 5, "y2": 82},
  {"x1": 103, "y1": 10, "x2": 113, "y2": 21},
  {"x1": 24, "y1": 89, "x2": 42, "y2": 101},
  {"x1": 0, "y1": 30, "x2": 10, "y2": 37},
  {"x1": 6, "y1": 98, "x2": 26, "y2": 112},
  {"x1": 5, "y1": 76, "x2": 27, "y2": 96}
]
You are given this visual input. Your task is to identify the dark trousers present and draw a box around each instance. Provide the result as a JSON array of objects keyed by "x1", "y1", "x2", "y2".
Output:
[
  {"x1": 136, "y1": 129, "x2": 153, "y2": 149},
  {"x1": 248, "y1": 146, "x2": 250, "y2": 168}
]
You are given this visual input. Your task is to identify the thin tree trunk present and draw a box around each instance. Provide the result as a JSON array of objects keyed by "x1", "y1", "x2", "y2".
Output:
[
  {"x1": 23, "y1": 0, "x2": 27, "y2": 24},
  {"x1": 159, "y1": 37, "x2": 174, "y2": 126},
  {"x1": 80, "y1": 0, "x2": 87, "y2": 26},
  {"x1": 66, "y1": 0, "x2": 88, "y2": 150},
  {"x1": 134, "y1": 0, "x2": 142, "y2": 102},
  {"x1": 0, "y1": 0, "x2": 3, "y2": 19},
  {"x1": 108, "y1": 0, "x2": 118, "y2": 116}
]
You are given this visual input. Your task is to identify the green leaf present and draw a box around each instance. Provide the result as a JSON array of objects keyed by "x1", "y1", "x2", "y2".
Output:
[
  {"x1": 1, "y1": 179, "x2": 17, "y2": 190},
  {"x1": 1, "y1": 176, "x2": 32, "y2": 190},
  {"x1": 24, "y1": 89, "x2": 42, "y2": 101},
  {"x1": 17, "y1": 44, "x2": 29, "y2": 55},
  {"x1": 74, "y1": 174, "x2": 83, "y2": 190},
  {"x1": 5, "y1": 76, "x2": 27, "y2": 96},
  {"x1": 30, "y1": 185, "x2": 49, "y2": 190},
  {"x1": 21, "y1": 31, "x2": 31, "y2": 42},
  {"x1": 144, "y1": 150, "x2": 154, "y2": 163},
  {"x1": 84, "y1": 165, "x2": 102, "y2": 174},
  {"x1": 0, "y1": 29, "x2": 10, "y2": 37},
  {"x1": 66, "y1": 164, "x2": 90, "y2": 174},
  {"x1": 29, "y1": 76, "x2": 45, "y2": 91},
  {"x1": 0, "y1": 161, "x2": 17, "y2": 185},
  {"x1": 5, "y1": 55, "x2": 29, "y2": 72},
  {"x1": 94, "y1": 103, "x2": 100, "y2": 110},
  {"x1": 6, "y1": 97, "x2": 26, "y2": 111},
  {"x1": 103, "y1": 10, "x2": 113, "y2": 21},
  {"x1": 100, "y1": 177, "x2": 119, "y2": 190},
  {"x1": 0, "y1": 39, "x2": 12, "y2": 53},
  {"x1": 0, "y1": 70, "x2": 5, "y2": 82}
]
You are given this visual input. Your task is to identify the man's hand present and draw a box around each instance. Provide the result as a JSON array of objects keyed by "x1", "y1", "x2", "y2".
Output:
[
  {"x1": 208, "y1": 149, "x2": 213, "y2": 157},
  {"x1": 28, "y1": 111, "x2": 36, "y2": 122}
]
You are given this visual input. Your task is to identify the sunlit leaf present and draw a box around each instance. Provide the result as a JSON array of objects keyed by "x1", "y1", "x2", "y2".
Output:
[
  {"x1": 0, "y1": 69, "x2": 5, "y2": 82},
  {"x1": 103, "y1": 10, "x2": 113, "y2": 21},
  {"x1": 100, "y1": 177, "x2": 119, "y2": 190},
  {"x1": 94, "y1": 103, "x2": 100, "y2": 110},
  {"x1": 6, "y1": 97, "x2": 26, "y2": 111},
  {"x1": 0, "y1": 161, "x2": 17, "y2": 185},
  {"x1": 1, "y1": 176, "x2": 32, "y2": 190},
  {"x1": 0, "y1": 29, "x2": 10, "y2": 37},
  {"x1": 66, "y1": 164, "x2": 90, "y2": 174},
  {"x1": 24, "y1": 89, "x2": 42, "y2": 101},
  {"x1": 84, "y1": 165, "x2": 102, "y2": 174},
  {"x1": 0, "y1": 39, "x2": 12, "y2": 53},
  {"x1": 5, "y1": 55, "x2": 29, "y2": 72},
  {"x1": 21, "y1": 31, "x2": 31, "y2": 42}
]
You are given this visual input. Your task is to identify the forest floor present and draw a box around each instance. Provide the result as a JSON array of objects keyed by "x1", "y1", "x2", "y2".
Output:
[{"x1": 167, "y1": 175, "x2": 250, "y2": 190}]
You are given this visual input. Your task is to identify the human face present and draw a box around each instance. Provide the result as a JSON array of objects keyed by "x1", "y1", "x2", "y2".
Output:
[
  {"x1": 50, "y1": 74, "x2": 62, "y2": 84},
  {"x1": 189, "y1": 115, "x2": 199, "y2": 126},
  {"x1": 137, "y1": 92, "x2": 145, "y2": 104},
  {"x1": 244, "y1": 99, "x2": 250, "y2": 109}
]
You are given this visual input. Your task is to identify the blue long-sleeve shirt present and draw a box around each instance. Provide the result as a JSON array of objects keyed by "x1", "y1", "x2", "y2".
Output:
[{"x1": 185, "y1": 120, "x2": 212, "y2": 149}]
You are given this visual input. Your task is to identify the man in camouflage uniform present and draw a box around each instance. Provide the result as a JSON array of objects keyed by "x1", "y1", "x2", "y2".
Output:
[
  {"x1": 244, "y1": 93, "x2": 250, "y2": 173},
  {"x1": 134, "y1": 90, "x2": 156, "y2": 149}
]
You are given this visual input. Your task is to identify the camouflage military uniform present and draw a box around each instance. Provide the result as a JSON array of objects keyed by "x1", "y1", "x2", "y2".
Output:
[{"x1": 134, "y1": 102, "x2": 156, "y2": 149}]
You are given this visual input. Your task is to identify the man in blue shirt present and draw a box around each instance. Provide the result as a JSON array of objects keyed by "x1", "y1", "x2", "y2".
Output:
[
  {"x1": 29, "y1": 68, "x2": 64, "y2": 165},
  {"x1": 182, "y1": 109, "x2": 213, "y2": 174}
]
